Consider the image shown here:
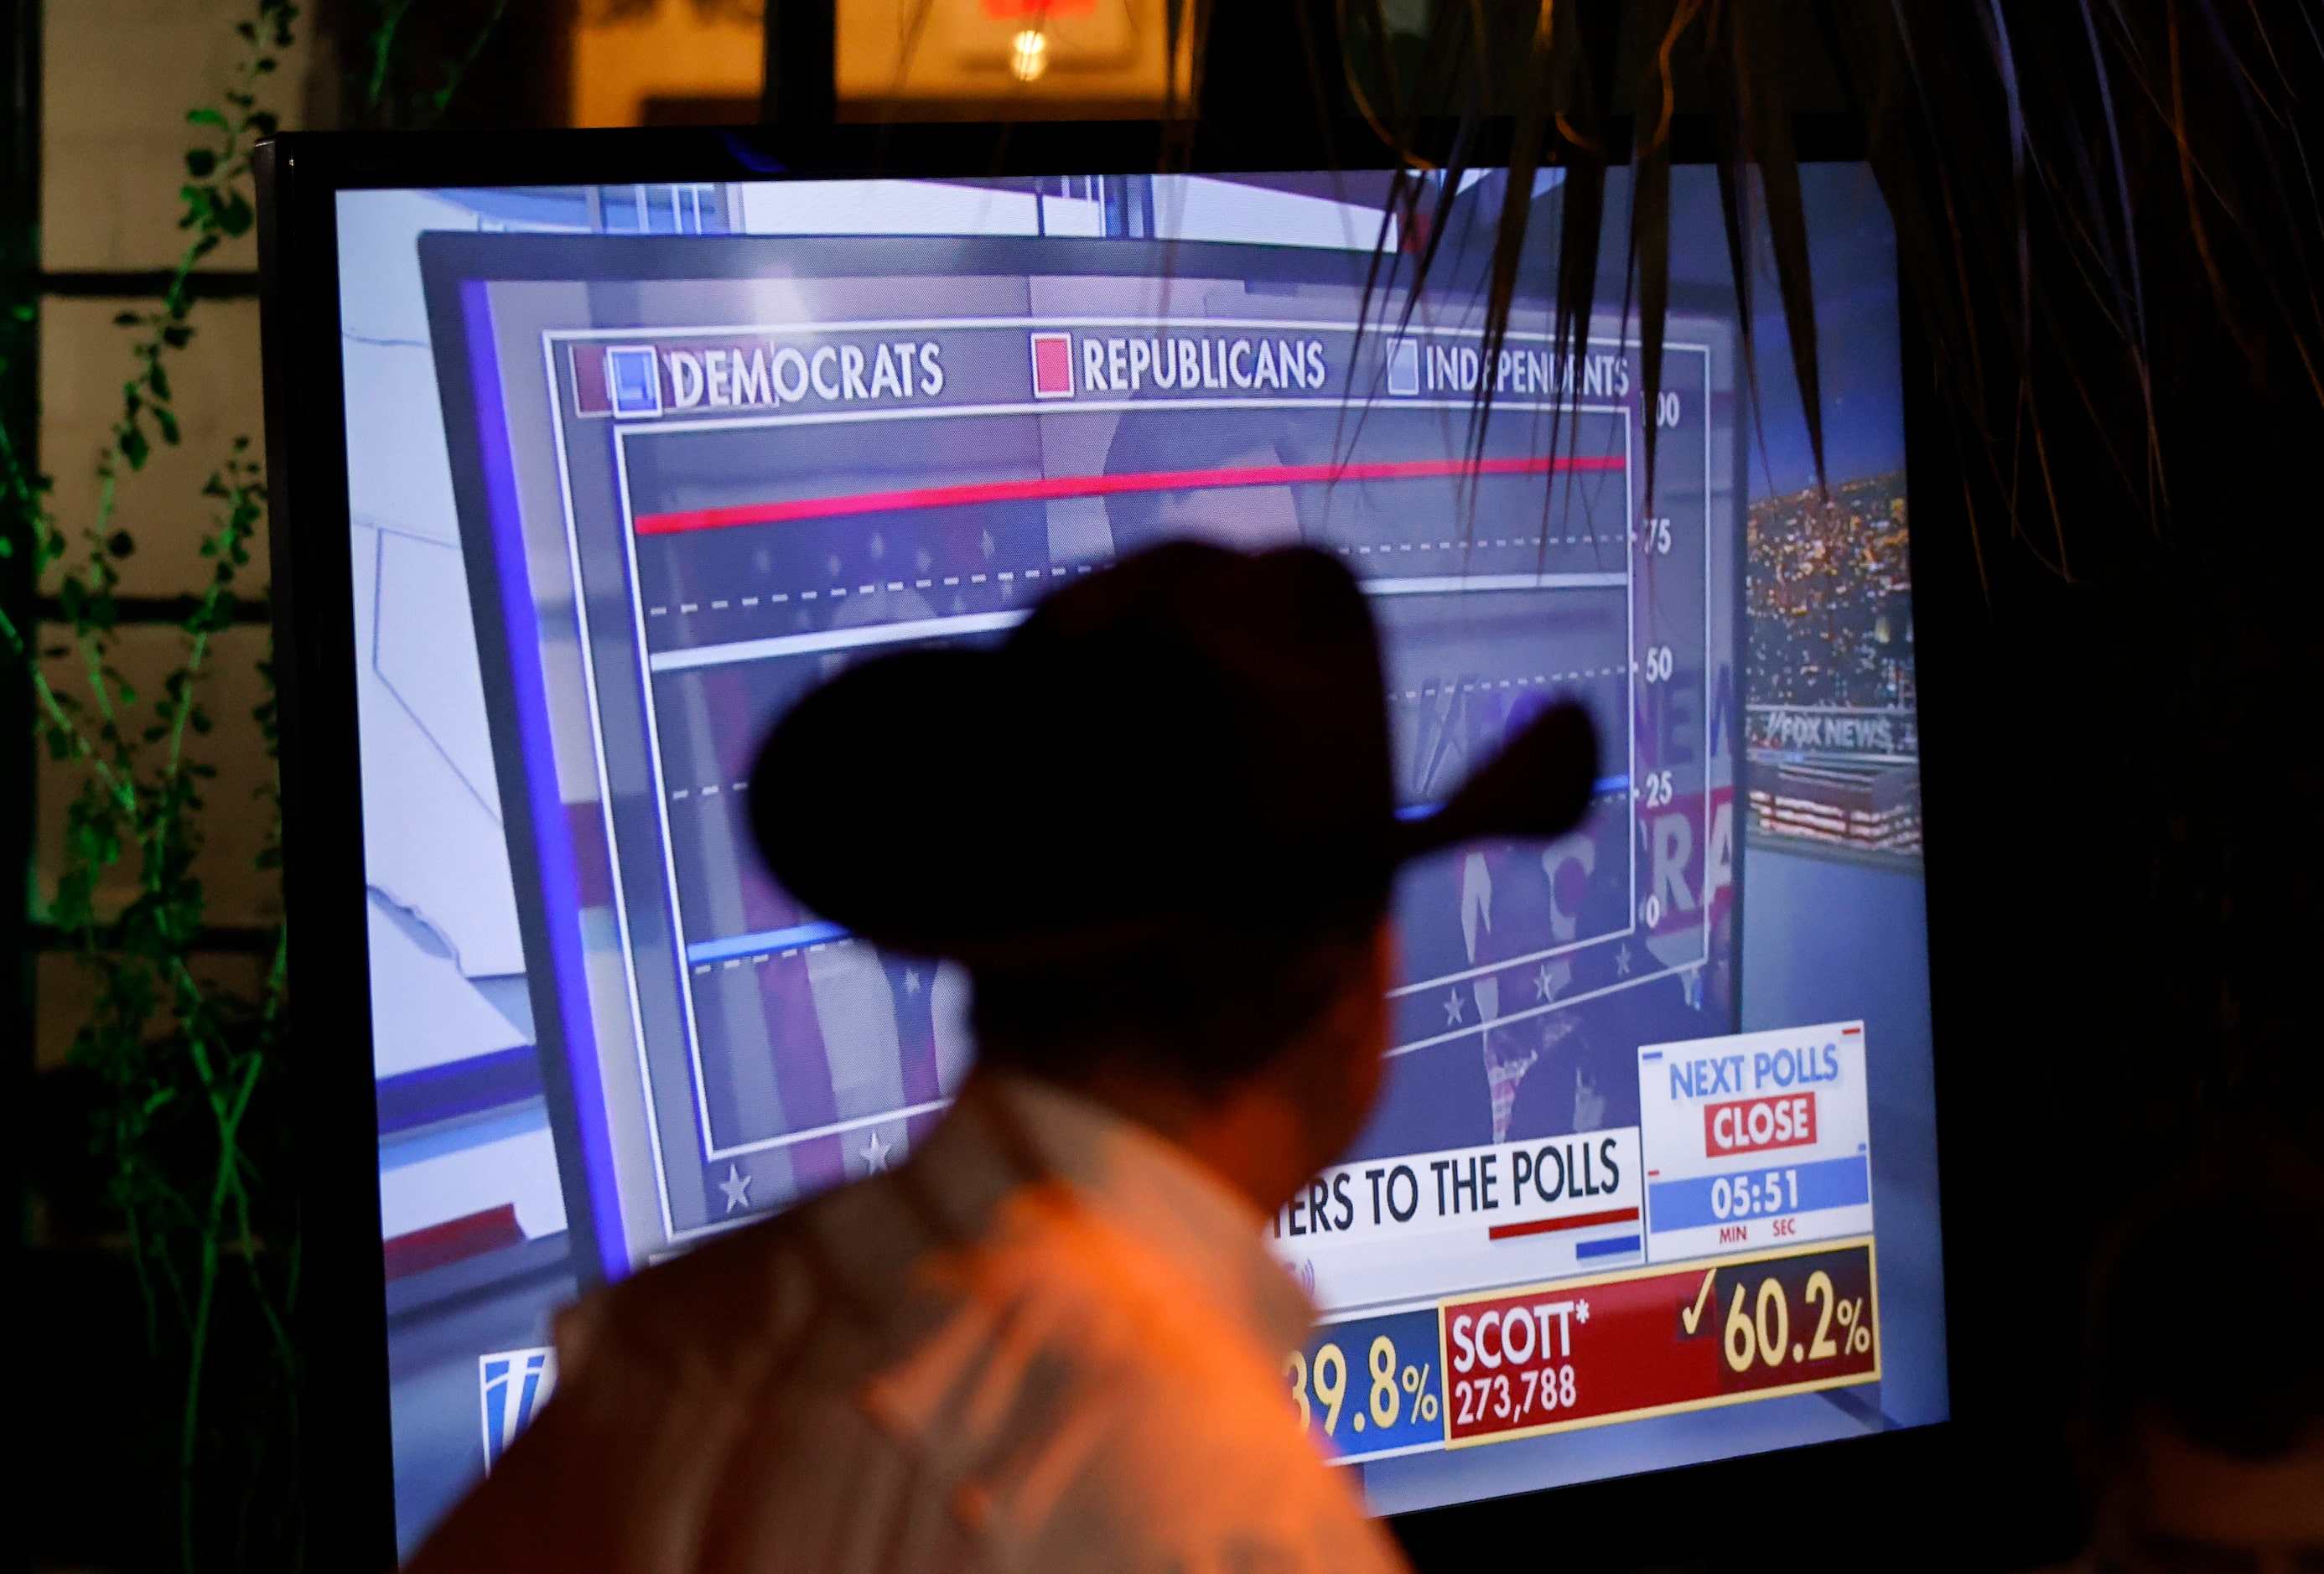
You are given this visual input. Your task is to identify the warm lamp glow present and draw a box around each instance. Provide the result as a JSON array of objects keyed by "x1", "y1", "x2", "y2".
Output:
[
  {"x1": 1009, "y1": 27, "x2": 1050, "y2": 82},
  {"x1": 837, "y1": 0, "x2": 1191, "y2": 118}
]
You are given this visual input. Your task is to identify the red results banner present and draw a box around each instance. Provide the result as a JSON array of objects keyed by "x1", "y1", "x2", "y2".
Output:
[{"x1": 1440, "y1": 1239, "x2": 1880, "y2": 1446}]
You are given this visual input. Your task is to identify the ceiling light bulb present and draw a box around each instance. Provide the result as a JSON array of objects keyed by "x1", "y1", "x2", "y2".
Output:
[{"x1": 1010, "y1": 27, "x2": 1050, "y2": 82}]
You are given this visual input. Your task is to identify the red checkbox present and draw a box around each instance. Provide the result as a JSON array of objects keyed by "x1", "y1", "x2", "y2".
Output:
[{"x1": 1030, "y1": 332, "x2": 1074, "y2": 398}]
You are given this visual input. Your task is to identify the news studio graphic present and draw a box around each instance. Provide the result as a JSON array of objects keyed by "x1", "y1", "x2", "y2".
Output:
[
  {"x1": 1271, "y1": 1131, "x2": 1643, "y2": 1316},
  {"x1": 1287, "y1": 1237, "x2": 1880, "y2": 1460},
  {"x1": 1437, "y1": 1240, "x2": 1879, "y2": 1446},
  {"x1": 479, "y1": 1346, "x2": 558, "y2": 1471},
  {"x1": 518, "y1": 268, "x2": 1728, "y2": 1261},
  {"x1": 367, "y1": 166, "x2": 1937, "y2": 1547},
  {"x1": 1745, "y1": 474, "x2": 1920, "y2": 860},
  {"x1": 1288, "y1": 1307, "x2": 1448, "y2": 1464},
  {"x1": 1637, "y1": 1022, "x2": 1873, "y2": 1264},
  {"x1": 1279, "y1": 1021, "x2": 1879, "y2": 1464},
  {"x1": 453, "y1": 232, "x2": 1747, "y2": 1489}
]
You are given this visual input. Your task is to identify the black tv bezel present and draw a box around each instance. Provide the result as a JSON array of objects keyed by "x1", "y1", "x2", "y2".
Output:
[{"x1": 260, "y1": 116, "x2": 2010, "y2": 1573}]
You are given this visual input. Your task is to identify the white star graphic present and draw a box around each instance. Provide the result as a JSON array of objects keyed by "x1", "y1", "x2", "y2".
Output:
[
  {"x1": 718, "y1": 1163, "x2": 752, "y2": 1213},
  {"x1": 1533, "y1": 963, "x2": 1557, "y2": 1002},
  {"x1": 980, "y1": 529, "x2": 996, "y2": 560},
  {"x1": 1444, "y1": 990, "x2": 1466, "y2": 1026},
  {"x1": 904, "y1": 968, "x2": 922, "y2": 997},
  {"x1": 1575, "y1": 1298, "x2": 1590, "y2": 1324},
  {"x1": 1615, "y1": 944, "x2": 1633, "y2": 976},
  {"x1": 860, "y1": 1128, "x2": 892, "y2": 1173}
]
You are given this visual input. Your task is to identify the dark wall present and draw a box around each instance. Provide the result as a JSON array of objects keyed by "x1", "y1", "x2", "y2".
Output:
[{"x1": 1906, "y1": 206, "x2": 2324, "y2": 1567}]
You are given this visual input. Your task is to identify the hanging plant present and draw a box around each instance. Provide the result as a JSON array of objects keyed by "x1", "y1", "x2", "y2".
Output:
[
  {"x1": 2, "y1": 3, "x2": 300, "y2": 1570},
  {"x1": 10, "y1": 0, "x2": 517, "y2": 1559}
]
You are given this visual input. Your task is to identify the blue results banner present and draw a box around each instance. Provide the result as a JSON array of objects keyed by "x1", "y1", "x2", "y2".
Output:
[{"x1": 1289, "y1": 1307, "x2": 1448, "y2": 1463}]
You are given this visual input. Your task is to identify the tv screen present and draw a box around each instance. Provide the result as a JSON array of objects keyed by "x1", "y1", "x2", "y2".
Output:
[{"x1": 327, "y1": 161, "x2": 1940, "y2": 1556}]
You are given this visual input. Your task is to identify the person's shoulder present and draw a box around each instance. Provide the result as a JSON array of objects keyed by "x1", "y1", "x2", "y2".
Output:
[
  {"x1": 1007, "y1": 1370, "x2": 1408, "y2": 1574},
  {"x1": 570, "y1": 1163, "x2": 946, "y2": 1382},
  {"x1": 881, "y1": 1199, "x2": 1406, "y2": 1571},
  {"x1": 406, "y1": 1175, "x2": 946, "y2": 1574},
  {"x1": 561, "y1": 1202, "x2": 818, "y2": 1384}
]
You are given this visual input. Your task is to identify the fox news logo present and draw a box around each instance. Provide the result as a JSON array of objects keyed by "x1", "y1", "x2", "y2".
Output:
[{"x1": 479, "y1": 1346, "x2": 558, "y2": 1472}]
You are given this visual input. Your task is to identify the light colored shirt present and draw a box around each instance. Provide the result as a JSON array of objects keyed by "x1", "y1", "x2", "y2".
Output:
[{"x1": 407, "y1": 1073, "x2": 1411, "y2": 1574}]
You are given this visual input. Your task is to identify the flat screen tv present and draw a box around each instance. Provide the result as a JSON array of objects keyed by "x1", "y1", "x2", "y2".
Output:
[{"x1": 259, "y1": 121, "x2": 1946, "y2": 1567}]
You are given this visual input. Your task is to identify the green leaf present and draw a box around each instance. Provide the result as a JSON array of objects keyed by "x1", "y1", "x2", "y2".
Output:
[
  {"x1": 184, "y1": 148, "x2": 218, "y2": 178},
  {"x1": 186, "y1": 106, "x2": 229, "y2": 128}
]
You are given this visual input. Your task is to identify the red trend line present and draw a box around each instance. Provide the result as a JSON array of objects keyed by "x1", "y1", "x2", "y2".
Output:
[
  {"x1": 631, "y1": 453, "x2": 1626, "y2": 536},
  {"x1": 1485, "y1": 1204, "x2": 1641, "y2": 1242}
]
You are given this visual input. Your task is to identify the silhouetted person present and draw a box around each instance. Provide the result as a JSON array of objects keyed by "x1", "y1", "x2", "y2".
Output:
[
  {"x1": 407, "y1": 542, "x2": 1596, "y2": 1573},
  {"x1": 2071, "y1": 1147, "x2": 2324, "y2": 1574}
]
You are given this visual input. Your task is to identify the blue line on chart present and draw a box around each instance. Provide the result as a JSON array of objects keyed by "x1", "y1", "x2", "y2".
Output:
[
  {"x1": 1393, "y1": 774, "x2": 1631, "y2": 821},
  {"x1": 687, "y1": 920, "x2": 848, "y2": 965}
]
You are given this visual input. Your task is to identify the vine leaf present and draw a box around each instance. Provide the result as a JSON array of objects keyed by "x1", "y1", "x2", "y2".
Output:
[{"x1": 2, "y1": 3, "x2": 309, "y2": 1568}]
